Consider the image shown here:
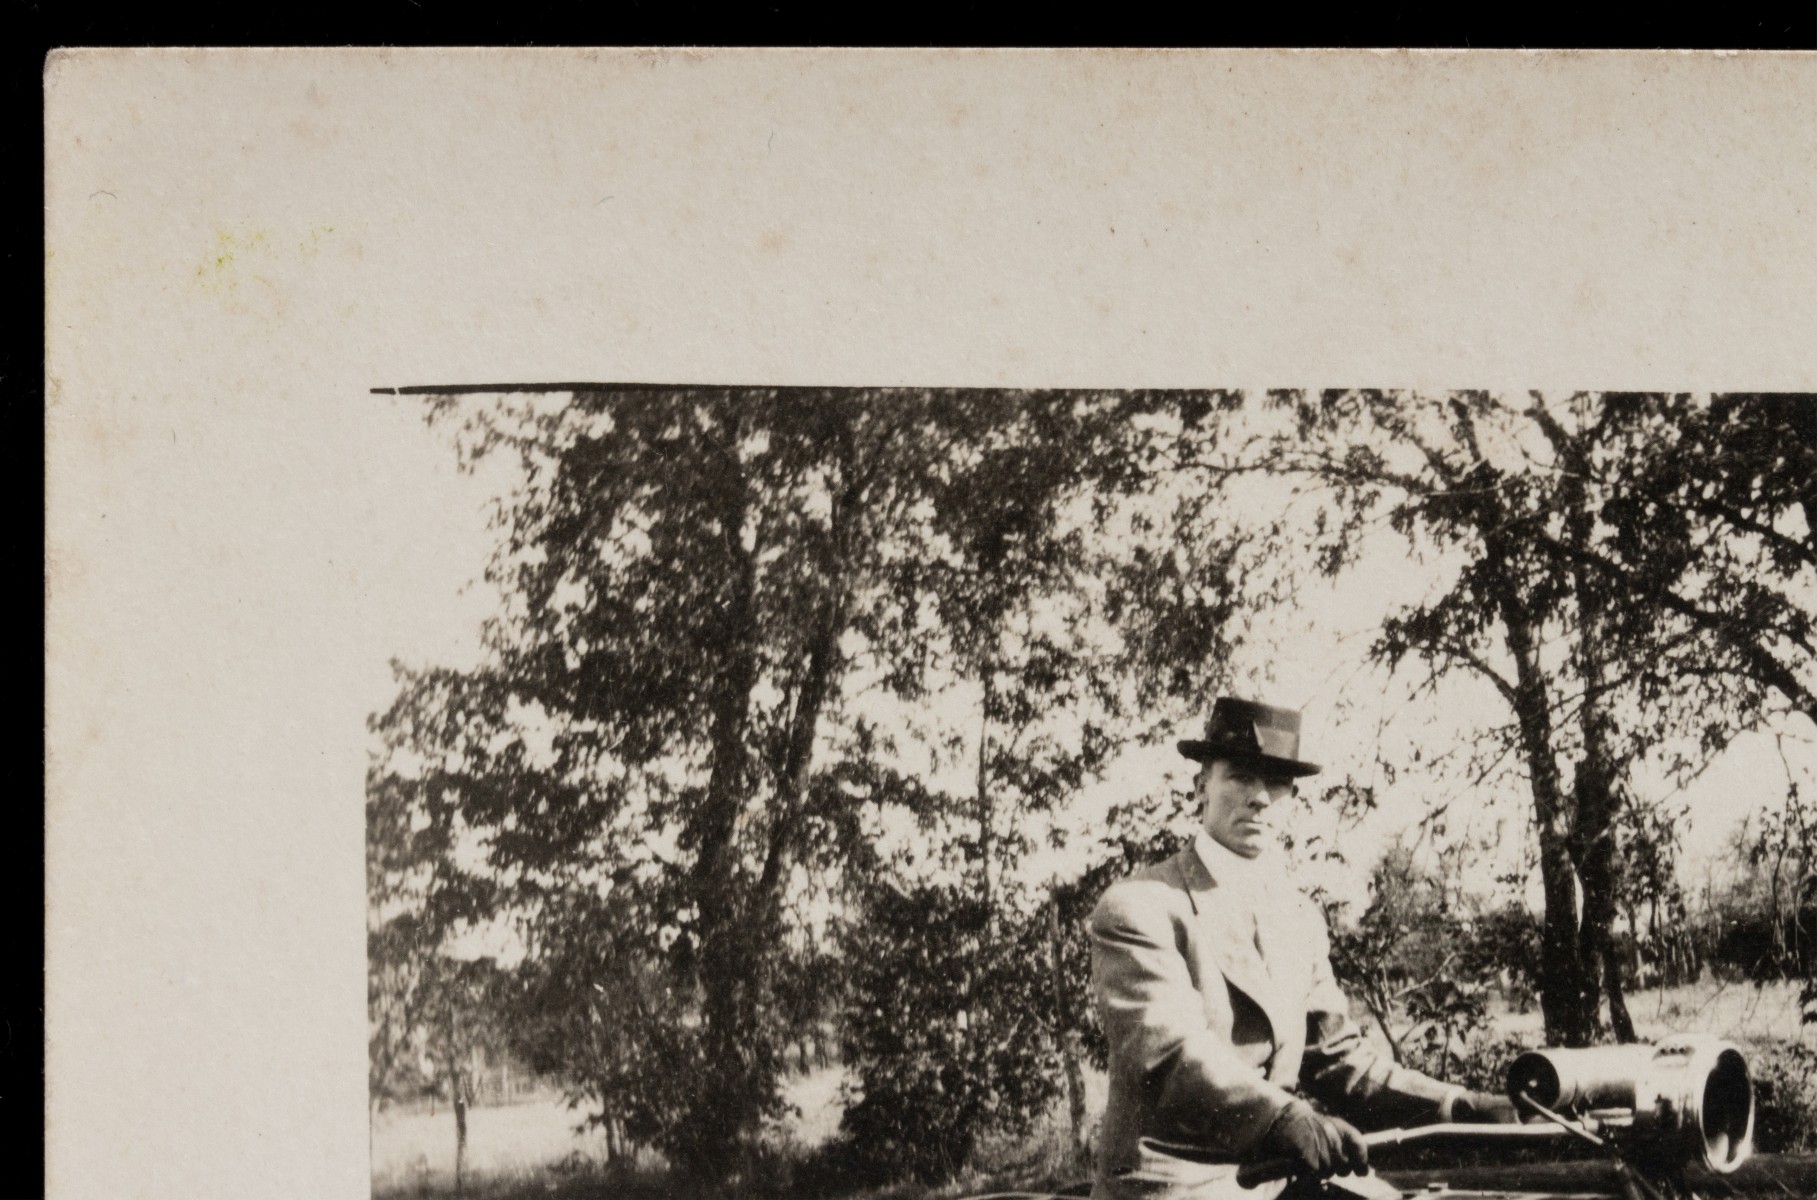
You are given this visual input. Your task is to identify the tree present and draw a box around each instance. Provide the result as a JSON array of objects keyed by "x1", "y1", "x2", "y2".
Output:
[
  {"x1": 367, "y1": 918, "x2": 511, "y2": 1194},
  {"x1": 372, "y1": 386, "x2": 1253, "y2": 1176},
  {"x1": 367, "y1": 665, "x2": 515, "y2": 1192},
  {"x1": 425, "y1": 957, "x2": 513, "y2": 1195},
  {"x1": 1215, "y1": 392, "x2": 1815, "y2": 1046},
  {"x1": 505, "y1": 887, "x2": 704, "y2": 1168}
]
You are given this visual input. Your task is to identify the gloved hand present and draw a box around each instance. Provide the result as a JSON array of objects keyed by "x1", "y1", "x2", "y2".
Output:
[
  {"x1": 1258, "y1": 1099, "x2": 1370, "y2": 1177},
  {"x1": 1450, "y1": 1089, "x2": 1522, "y2": 1124}
]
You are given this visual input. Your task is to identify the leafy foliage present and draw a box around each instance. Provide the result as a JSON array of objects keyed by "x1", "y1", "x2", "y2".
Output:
[
  {"x1": 1326, "y1": 843, "x2": 1499, "y2": 1075},
  {"x1": 368, "y1": 387, "x2": 1255, "y2": 1178},
  {"x1": 366, "y1": 387, "x2": 1817, "y2": 1188},
  {"x1": 1243, "y1": 392, "x2": 1817, "y2": 1046},
  {"x1": 836, "y1": 884, "x2": 1064, "y2": 1183},
  {"x1": 1739, "y1": 772, "x2": 1817, "y2": 981},
  {"x1": 1750, "y1": 1040, "x2": 1817, "y2": 1154},
  {"x1": 368, "y1": 665, "x2": 513, "y2": 1110}
]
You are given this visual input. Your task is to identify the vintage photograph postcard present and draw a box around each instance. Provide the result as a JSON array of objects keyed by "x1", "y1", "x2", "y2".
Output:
[{"x1": 44, "y1": 48, "x2": 1816, "y2": 1200}]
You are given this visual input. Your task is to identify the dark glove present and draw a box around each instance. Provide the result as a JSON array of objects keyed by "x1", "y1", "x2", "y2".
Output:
[
  {"x1": 1258, "y1": 1099, "x2": 1370, "y2": 1177},
  {"x1": 1450, "y1": 1089, "x2": 1522, "y2": 1124}
]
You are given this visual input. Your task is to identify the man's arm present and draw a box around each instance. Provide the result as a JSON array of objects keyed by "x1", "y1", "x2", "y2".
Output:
[
  {"x1": 1090, "y1": 881, "x2": 1295, "y2": 1158},
  {"x1": 1294, "y1": 899, "x2": 1466, "y2": 1131}
]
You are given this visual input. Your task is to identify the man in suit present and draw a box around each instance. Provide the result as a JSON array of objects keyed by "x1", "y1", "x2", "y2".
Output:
[{"x1": 1089, "y1": 697, "x2": 1516, "y2": 1200}]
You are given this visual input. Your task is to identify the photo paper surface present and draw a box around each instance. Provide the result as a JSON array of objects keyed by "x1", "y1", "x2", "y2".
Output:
[{"x1": 44, "y1": 48, "x2": 1817, "y2": 1199}]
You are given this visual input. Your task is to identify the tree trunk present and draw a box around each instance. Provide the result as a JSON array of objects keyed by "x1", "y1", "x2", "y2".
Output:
[
  {"x1": 687, "y1": 434, "x2": 767, "y2": 1169},
  {"x1": 756, "y1": 588, "x2": 850, "y2": 904},
  {"x1": 1551, "y1": 401, "x2": 1635, "y2": 1046},
  {"x1": 1495, "y1": 566, "x2": 1598, "y2": 1046},
  {"x1": 447, "y1": 1006, "x2": 468, "y2": 1197},
  {"x1": 1360, "y1": 975, "x2": 1405, "y2": 1066},
  {"x1": 692, "y1": 424, "x2": 867, "y2": 1170},
  {"x1": 1573, "y1": 756, "x2": 1633, "y2": 1043},
  {"x1": 1624, "y1": 899, "x2": 1640, "y2": 983},
  {"x1": 1538, "y1": 831, "x2": 1595, "y2": 1045},
  {"x1": 753, "y1": 429, "x2": 868, "y2": 921},
  {"x1": 1378, "y1": 1019, "x2": 1407, "y2": 1065},
  {"x1": 978, "y1": 677, "x2": 995, "y2": 924},
  {"x1": 1647, "y1": 896, "x2": 1659, "y2": 984},
  {"x1": 743, "y1": 569, "x2": 856, "y2": 1135},
  {"x1": 1460, "y1": 414, "x2": 1597, "y2": 1045},
  {"x1": 1769, "y1": 845, "x2": 1788, "y2": 973},
  {"x1": 1046, "y1": 897, "x2": 1088, "y2": 1164},
  {"x1": 1602, "y1": 938, "x2": 1637, "y2": 1043}
]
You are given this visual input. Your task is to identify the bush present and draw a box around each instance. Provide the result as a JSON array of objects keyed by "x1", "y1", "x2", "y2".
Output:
[
  {"x1": 1748, "y1": 1039, "x2": 1817, "y2": 1154},
  {"x1": 1412, "y1": 1032, "x2": 1537, "y2": 1096},
  {"x1": 837, "y1": 883, "x2": 1065, "y2": 1184}
]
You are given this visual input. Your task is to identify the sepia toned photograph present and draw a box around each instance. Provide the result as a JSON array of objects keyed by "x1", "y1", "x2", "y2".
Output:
[
  {"x1": 362, "y1": 386, "x2": 1815, "y2": 1200},
  {"x1": 43, "y1": 47, "x2": 1816, "y2": 1200}
]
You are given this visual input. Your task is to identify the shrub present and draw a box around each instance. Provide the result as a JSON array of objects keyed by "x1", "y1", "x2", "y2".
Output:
[
  {"x1": 1747, "y1": 1039, "x2": 1817, "y2": 1154},
  {"x1": 1416, "y1": 1032, "x2": 1538, "y2": 1095},
  {"x1": 837, "y1": 883, "x2": 1065, "y2": 1184}
]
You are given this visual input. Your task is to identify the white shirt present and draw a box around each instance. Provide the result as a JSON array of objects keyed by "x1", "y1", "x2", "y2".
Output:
[
  {"x1": 1192, "y1": 827, "x2": 1277, "y2": 892},
  {"x1": 1193, "y1": 828, "x2": 1284, "y2": 973}
]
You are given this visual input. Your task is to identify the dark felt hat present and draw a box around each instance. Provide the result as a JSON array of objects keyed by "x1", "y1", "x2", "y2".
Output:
[{"x1": 1176, "y1": 697, "x2": 1321, "y2": 777}]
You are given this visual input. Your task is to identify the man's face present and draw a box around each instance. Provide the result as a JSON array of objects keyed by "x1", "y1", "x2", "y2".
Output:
[{"x1": 1197, "y1": 758, "x2": 1296, "y2": 859}]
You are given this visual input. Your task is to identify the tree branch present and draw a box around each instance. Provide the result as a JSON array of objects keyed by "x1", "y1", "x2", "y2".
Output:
[{"x1": 1526, "y1": 527, "x2": 1817, "y2": 725}]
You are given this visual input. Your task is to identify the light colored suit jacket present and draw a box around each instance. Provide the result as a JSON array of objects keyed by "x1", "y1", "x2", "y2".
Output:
[{"x1": 1089, "y1": 844, "x2": 1461, "y2": 1200}]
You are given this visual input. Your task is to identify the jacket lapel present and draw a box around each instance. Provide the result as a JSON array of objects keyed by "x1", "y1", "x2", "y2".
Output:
[{"x1": 1174, "y1": 848, "x2": 1292, "y2": 1062}]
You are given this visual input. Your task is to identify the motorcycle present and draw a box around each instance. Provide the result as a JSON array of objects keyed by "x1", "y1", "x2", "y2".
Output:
[{"x1": 966, "y1": 1035, "x2": 1779, "y2": 1200}]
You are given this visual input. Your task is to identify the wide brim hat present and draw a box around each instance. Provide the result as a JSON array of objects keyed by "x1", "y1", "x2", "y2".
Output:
[{"x1": 1176, "y1": 696, "x2": 1321, "y2": 777}]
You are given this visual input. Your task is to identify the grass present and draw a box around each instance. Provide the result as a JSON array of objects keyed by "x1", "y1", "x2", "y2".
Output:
[
  {"x1": 371, "y1": 1094, "x2": 615, "y2": 1196},
  {"x1": 373, "y1": 980, "x2": 1814, "y2": 1198},
  {"x1": 1487, "y1": 976, "x2": 1816, "y2": 1050},
  {"x1": 373, "y1": 1067, "x2": 856, "y2": 1197}
]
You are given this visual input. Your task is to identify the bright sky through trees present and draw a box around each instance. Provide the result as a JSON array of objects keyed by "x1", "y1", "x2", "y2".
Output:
[{"x1": 370, "y1": 390, "x2": 1814, "y2": 934}]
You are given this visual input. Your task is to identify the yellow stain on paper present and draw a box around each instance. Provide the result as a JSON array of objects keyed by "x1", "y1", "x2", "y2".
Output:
[
  {"x1": 194, "y1": 227, "x2": 271, "y2": 293},
  {"x1": 193, "y1": 224, "x2": 336, "y2": 293}
]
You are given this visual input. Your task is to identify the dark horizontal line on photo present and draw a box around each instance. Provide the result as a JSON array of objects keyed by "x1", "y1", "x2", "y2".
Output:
[
  {"x1": 372, "y1": 382, "x2": 1233, "y2": 396},
  {"x1": 372, "y1": 383, "x2": 1817, "y2": 402}
]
